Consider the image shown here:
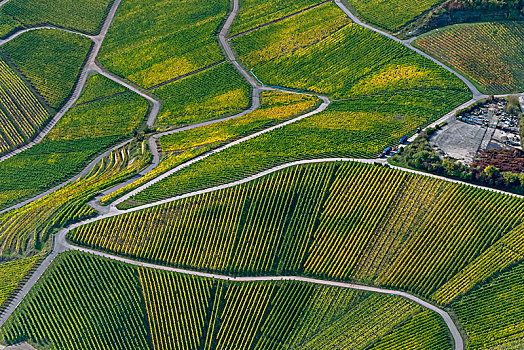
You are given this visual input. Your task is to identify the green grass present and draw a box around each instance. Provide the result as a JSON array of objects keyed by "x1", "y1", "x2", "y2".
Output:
[
  {"x1": 125, "y1": 89, "x2": 470, "y2": 206},
  {"x1": 452, "y1": 261, "x2": 524, "y2": 349},
  {"x1": 232, "y1": 2, "x2": 468, "y2": 98},
  {"x1": 0, "y1": 0, "x2": 113, "y2": 35},
  {"x1": 152, "y1": 62, "x2": 251, "y2": 126},
  {"x1": 1, "y1": 250, "x2": 443, "y2": 350},
  {"x1": 99, "y1": 0, "x2": 227, "y2": 89},
  {"x1": 229, "y1": 0, "x2": 324, "y2": 35},
  {"x1": 0, "y1": 74, "x2": 148, "y2": 210},
  {"x1": 414, "y1": 21, "x2": 524, "y2": 94},
  {"x1": 159, "y1": 90, "x2": 319, "y2": 151},
  {"x1": 0, "y1": 257, "x2": 39, "y2": 308},
  {"x1": 1, "y1": 29, "x2": 92, "y2": 108},
  {"x1": 345, "y1": 0, "x2": 443, "y2": 31}
]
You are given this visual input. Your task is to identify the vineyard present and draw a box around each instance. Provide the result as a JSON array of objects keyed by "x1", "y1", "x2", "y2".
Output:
[
  {"x1": 229, "y1": 0, "x2": 324, "y2": 36},
  {"x1": 71, "y1": 161, "x2": 524, "y2": 299},
  {"x1": 151, "y1": 63, "x2": 251, "y2": 126},
  {"x1": 414, "y1": 21, "x2": 524, "y2": 94},
  {"x1": 0, "y1": 143, "x2": 150, "y2": 256},
  {"x1": 74, "y1": 74, "x2": 126, "y2": 105},
  {"x1": 0, "y1": 73, "x2": 149, "y2": 210},
  {"x1": 105, "y1": 91, "x2": 318, "y2": 207},
  {"x1": 159, "y1": 91, "x2": 319, "y2": 152},
  {"x1": 452, "y1": 261, "x2": 524, "y2": 349},
  {"x1": 99, "y1": 0, "x2": 227, "y2": 88},
  {"x1": 1, "y1": 29, "x2": 92, "y2": 108},
  {"x1": 231, "y1": 2, "x2": 469, "y2": 98},
  {"x1": 123, "y1": 89, "x2": 470, "y2": 207},
  {"x1": 0, "y1": 0, "x2": 113, "y2": 35},
  {"x1": 0, "y1": 57, "x2": 50, "y2": 156},
  {"x1": 0, "y1": 251, "x2": 451, "y2": 349},
  {"x1": 0, "y1": 257, "x2": 39, "y2": 309},
  {"x1": 346, "y1": 0, "x2": 442, "y2": 31}
]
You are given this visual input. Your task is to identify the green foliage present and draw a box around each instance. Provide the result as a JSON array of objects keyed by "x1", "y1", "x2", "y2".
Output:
[
  {"x1": 127, "y1": 89, "x2": 469, "y2": 205},
  {"x1": 1, "y1": 29, "x2": 92, "y2": 108},
  {"x1": 232, "y1": 2, "x2": 469, "y2": 98},
  {"x1": 0, "y1": 251, "x2": 151, "y2": 349},
  {"x1": 75, "y1": 73, "x2": 127, "y2": 105},
  {"x1": 2, "y1": 251, "x2": 440, "y2": 349},
  {"x1": 414, "y1": 22, "x2": 524, "y2": 94},
  {"x1": 0, "y1": 75, "x2": 149, "y2": 210},
  {"x1": 0, "y1": 144, "x2": 150, "y2": 256},
  {"x1": 230, "y1": 0, "x2": 323, "y2": 35},
  {"x1": 0, "y1": 57, "x2": 50, "y2": 155},
  {"x1": 368, "y1": 310, "x2": 452, "y2": 350},
  {"x1": 0, "y1": 12, "x2": 21, "y2": 38},
  {"x1": 0, "y1": 257, "x2": 39, "y2": 308},
  {"x1": 99, "y1": 0, "x2": 227, "y2": 88},
  {"x1": 0, "y1": 0, "x2": 113, "y2": 35},
  {"x1": 159, "y1": 90, "x2": 318, "y2": 151},
  {"x1": 346, "y1": 0, "x2": 443, "y2": 31},
  {"x1": 72, "y1": 162, "x2": 524, "y2": 298},
  {"x1": 453, "y1": 261, "x2": 524, "y2": 349},
  {"x1": 152, "y1": 63, "x2": 251, "y2": 126}
]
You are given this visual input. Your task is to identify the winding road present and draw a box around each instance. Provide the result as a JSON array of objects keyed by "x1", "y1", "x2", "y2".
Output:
[
  {"x1": 3, "y1": 0, "x2": 524, "y2": 348},
  {"x1": 0, "y1": 0, "x2": 123, "y2": 164}
]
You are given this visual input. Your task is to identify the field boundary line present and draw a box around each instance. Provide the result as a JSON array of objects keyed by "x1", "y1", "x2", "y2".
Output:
[{"x1": 0, "y1": 0, "x2": 123, "y2": 164}]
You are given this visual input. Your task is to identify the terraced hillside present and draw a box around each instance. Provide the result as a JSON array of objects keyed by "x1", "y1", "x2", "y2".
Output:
[
  {"x1": 0, "y1": 251, "x2": 452, "y2": 350},
  {"x1": 123, "y1": 89, "x2": 470, "y2": 207},
  {"x1": 414, "y1": 21, "x2": 524, "y2": 94}
]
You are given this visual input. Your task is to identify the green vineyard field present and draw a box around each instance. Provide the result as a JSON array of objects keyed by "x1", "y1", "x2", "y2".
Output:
[
  {"x1": 0, "y1": 257, "x2": 39, "y2": 308},
  {"x1": 452, "y1": 261, "x2": 524, "y2": 349},
  {"x1": 1, "y1": 29, "x2": 92, "y2": 108},
  {"x1": 151, "y1": 63, "x2": 251, "y2": 126},
  {"x1": 124, "y1": 89, "x2": 469, "y2": 207},
  {"x1": 0, "y1": 74, "x2": 149, "y2": 210},
  {"x1": 346, "y1": 0, "x2": 442, "y2": 31},
  {"x1": 229, "y1": 0, "x2": 324, "y2": 36},
  {"x1": 99, "y1": 0, "x2": 227, "y2": 88},
  {"x1": 0, "y1": 57, "x2": 50, "y2": 155},
  {"x1": 414, "y1": 21, "x2": 524, "y2": 94},
  {"x1": 0, "y1": 251, "x2": 451, "y2": 350},
  {"x1": 231, "y1": 2, "x2": 469, "y2": 98},
  {"x1": 0, "y1": 0, "x2": 113, "y2": 36},
  {"x1": 0, "y1": 143, "x2": 150, "y2": 256},
  {"x1": 159, "y1": 91, "x2": 319, "y2": 152},
  {"x1": 71, "y1": 161, "x2": 524, "y2": 299}
]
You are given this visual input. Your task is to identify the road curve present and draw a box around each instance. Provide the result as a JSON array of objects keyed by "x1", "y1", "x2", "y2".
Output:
[
  {"x1": 45, "y1": 227, "x2": 460, "y2": 350},
  {"x1": 333, "y1": 0, "x2": 485, "y2": 99},
  {"x1": 94, "y1": 65, "x2": 161, "y2": 127},
  {"x1": 0, "y1": 0, "x2": 122, "y2": 164},
  {"x1": 110, "y1": 95, "x2": 331, "y2": 209}
]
